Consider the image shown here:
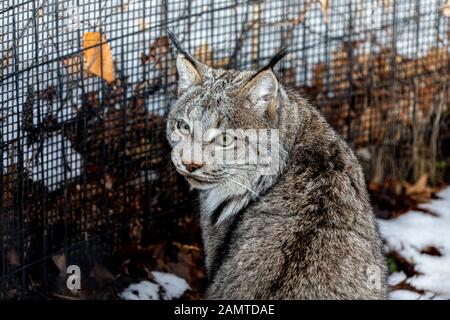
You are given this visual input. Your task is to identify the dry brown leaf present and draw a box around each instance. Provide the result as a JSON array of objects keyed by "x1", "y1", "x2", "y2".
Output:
[
  {"x1": 405, "y1": 174, "x2": 428, "y2": 195},
  {"x1": 194, "y1": 43, "x2": 213, "y2": 65},
  {"x1": 387, "y1": 251, "x2": 420, "y2": 277},
  {"x1": 89, "y1": 263, "x2": 115, "y2": 284},
  {"x1": 194, "y1": 43, "x2": 230, "y2": 68},
  {"x1": 39, "y1": 85, "x2": 56, "y2": 101},
  {"x1": 82, "y1": 32, "x2": 115, "y2": 83},
  {"x1": 402, "y1": 174, "x2": 441, "y2": 206},
  {"x1": 172, "y1": 241, "x2": 202, "y2": 253},
  {"x1": 149, "y1": 36, "x2": 170, "y2": 65},
  {"x1": 6, "y1": 248, "x2": 20, "y2": 267},
  {"x1": 52, "y1": 254, "x2": 67, "y2": 275},
  {"x1": 391, "y1": 278, "x2": 425, "y2": 294},
  {"x1": 420, "y1": 246, "x2": 442, "y2": 257}
]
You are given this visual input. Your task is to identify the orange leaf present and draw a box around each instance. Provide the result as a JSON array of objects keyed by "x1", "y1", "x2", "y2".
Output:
[
  {"x1": 82, "y1": 32, "x2": 115, "y2": 83},
  {"x1": 405, "y1": 174, "x2": 428, "y2": 195}
]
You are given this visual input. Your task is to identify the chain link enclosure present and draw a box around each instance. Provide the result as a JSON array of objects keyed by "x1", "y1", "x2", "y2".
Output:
[{"x1": 1, "y1": 0, "x2": 450, "y2": 298}]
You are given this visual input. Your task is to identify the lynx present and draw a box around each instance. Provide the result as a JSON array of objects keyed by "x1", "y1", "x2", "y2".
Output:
[{"x1": 166, "y1": 31, "x2": 387, "y2": 299}]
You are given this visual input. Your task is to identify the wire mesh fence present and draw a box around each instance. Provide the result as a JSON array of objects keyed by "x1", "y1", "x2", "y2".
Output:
[{"x1": 1, "y1": 0, "x2": 450, "y2": 299}]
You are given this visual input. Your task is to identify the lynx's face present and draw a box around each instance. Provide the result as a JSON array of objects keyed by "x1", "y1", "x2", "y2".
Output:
[{"x1": 167, "y1": 53, "x2": 284, "y2": 191}]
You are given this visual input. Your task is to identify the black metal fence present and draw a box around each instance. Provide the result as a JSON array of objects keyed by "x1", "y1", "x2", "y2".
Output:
[{"x1": 1, "y1": 0, "x2": 450, "y2": 298}]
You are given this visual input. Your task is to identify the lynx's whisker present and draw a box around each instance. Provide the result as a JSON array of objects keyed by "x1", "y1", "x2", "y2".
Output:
[{"x1": 227, "y1": 177, "x2": 263, "y2": 201}]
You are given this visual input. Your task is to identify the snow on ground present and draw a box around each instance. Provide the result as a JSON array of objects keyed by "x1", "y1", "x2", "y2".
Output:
[
  {"x1": 120, "y1": 271, "x2": 190, "y2": 300},
  {"x1": 152, "y1": 271, "x2": 191, "y2": 300},
  {"x1": 379, "y1": 186, "x2": 450, "y2": 300},
  {"x1": 120, "y1": 280, "x2": 160, "y2": 300},
  {"x1": 119, "y1": 187, "x2": 450, "y2": 301}
]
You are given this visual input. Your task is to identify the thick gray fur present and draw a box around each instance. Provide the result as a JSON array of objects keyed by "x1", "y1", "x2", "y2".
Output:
[{"x1": 166, "y1": 42, "x2": 387, "y2": 299}]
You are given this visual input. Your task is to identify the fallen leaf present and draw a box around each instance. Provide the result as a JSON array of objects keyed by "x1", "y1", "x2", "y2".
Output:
[
  {"x1": 420, "y1": 246, "x2": 442, "y2": 257},
  {"x1": 39, "y1": 85, "x2": 56, "y2": 101},
  {"x1": 149, "y1": 36, "x2": 170, "y2": 65},
  {"x1": 52, "y1": 254, "x2": 67, "y2": 275},
  {"x1": 89, "y1": 263, "x2": 115, "y2": 285},
  {"x1": 82, "y1": 32, "x2": 115, "y2": 83},
  {"x1": 6, "y1": 248, "x2": 20, "y2": 267},
  {"x1": 403, "y1": 175, "x2": 440, "y2": 205},
  {"x1": 387, "y1": 251, "x2": 420, "y2": 277},
  {"x1": 391, "y1": 278, "x2": 426, "y2": 294},
  {"x1": 405, "y1": 174, "x2": 428, "y2": 195},
  {"x1": 140, "y1": 52, "x2": 150, "y2": 65},
  {"x1": 193, "y1": 43, "x2": 230, "y2": 68},
  {"x1": 172, "y1": 242, "x2": 202, "y2": 253},
  {"x1": 194, "y1": 43, "x2": 213, "y2": 65}
]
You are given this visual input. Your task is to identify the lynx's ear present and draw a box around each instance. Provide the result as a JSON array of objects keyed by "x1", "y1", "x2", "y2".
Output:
[
  {"x1": 167, "y1": 28, "x2": 208, "y2": 95},
  {"x1": 176, "y1": 54, "x2": 203, "y2": 95},
  {"x1": 243, "y1": 69, "x2": 279, "y2": 111},
  {"x1": 241, "y1": 49, "x2": 288, "y2": 121}
]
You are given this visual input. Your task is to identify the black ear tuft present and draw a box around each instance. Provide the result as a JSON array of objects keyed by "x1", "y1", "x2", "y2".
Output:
[
  {"x1": 264, "y1": 48, "x2": 289, "y2": 71},
  {"x1": 247, "y1": 49, "x2": 289, "y2": 83},
  {"x1": 166, "y1": 27, "x2": 198, "y2": 66}
]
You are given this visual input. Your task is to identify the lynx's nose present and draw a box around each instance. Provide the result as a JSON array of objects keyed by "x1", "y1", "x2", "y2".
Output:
[
  {"x1": 180, "y1": 147, "x2": 203, "y2": 172},
  {"x1": 182, "y1": 162, "x2": 203, "y2": 173}
]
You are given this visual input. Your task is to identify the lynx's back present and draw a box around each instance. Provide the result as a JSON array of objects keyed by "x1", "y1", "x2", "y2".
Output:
[
  {"x1": 166, "y1": 33, "x2": 387, "y2": 299},
  {"x1": 204, "y1": 92, "x2": 387, "y2": 299}
]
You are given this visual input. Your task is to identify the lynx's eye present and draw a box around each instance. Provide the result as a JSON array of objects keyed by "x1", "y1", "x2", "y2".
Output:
[
  {"x1": 215, "y1": 132, "x2": 235, "y2": 147},
  {"x1": 176, "y1": 120, "x2": 190, "y2": 135}
]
